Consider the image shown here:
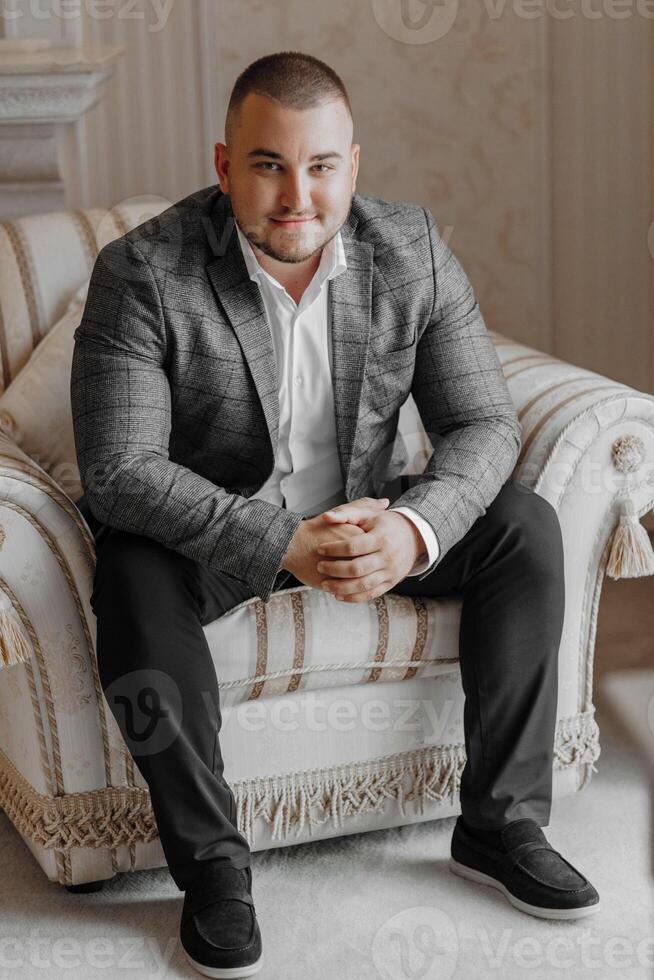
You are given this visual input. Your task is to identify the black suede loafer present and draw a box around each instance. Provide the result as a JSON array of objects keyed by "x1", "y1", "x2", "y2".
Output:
[
  {"x1": 449, "y1": 816, "x2": 601, "y2": 920},
  {"x1": 180, "y1": 865, "x2": 263, "y2": 978}
]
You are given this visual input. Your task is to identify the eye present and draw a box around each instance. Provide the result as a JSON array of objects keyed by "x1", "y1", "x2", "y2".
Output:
[{"x1": 254, "y1": 162, "x2": 333, "y2": 173}]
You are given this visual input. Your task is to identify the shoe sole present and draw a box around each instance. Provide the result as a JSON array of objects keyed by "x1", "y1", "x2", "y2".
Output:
[
  {"x1": 182, "y1": 947, "x2": 263, "y2": 978},
  {"x1": 448, "y1": 857, "x2": 600, "y2": 920}
]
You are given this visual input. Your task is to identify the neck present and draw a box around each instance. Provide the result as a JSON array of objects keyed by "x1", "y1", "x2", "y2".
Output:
[{"x1": 252, "y1": 242, "x2": 323, "y2": 298}]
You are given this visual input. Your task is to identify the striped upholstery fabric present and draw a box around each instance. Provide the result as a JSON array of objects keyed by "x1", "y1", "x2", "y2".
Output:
[
  {"x1": 488, "y1": 330, "x2": 641, "y2": 491},
  {"x1": 204, "y1": 585, "x2": 461, "y2": 711},
  {"x1": 0, "y1": 200, "x2": 172, "y2": 392}
]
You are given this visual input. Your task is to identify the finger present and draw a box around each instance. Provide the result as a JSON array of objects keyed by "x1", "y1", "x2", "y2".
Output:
[
  {"x1": 343, "y1": 578, "x2": 394, "y2": 602},
  {"x1": 318, "y1": 553, "x2": 384, "y2": 580},
  {"x1": 328, "y1": 577, "x2": 393, "y2": 602},
  {"x1": 323, "y1": 497, "x2": 389, "y2": 518},
  {"x1": 321, "y1": 505, "x2": 384, "y2": 525},
  {"x1": 322, "y1": 568, "x2": 389, "y2": 597},
  {"x1": 349, "y1": 497, "x2": 390, "y2": 509},
  {"x1": 317, "y1": 531, "x2": 381, "y2": 558}
]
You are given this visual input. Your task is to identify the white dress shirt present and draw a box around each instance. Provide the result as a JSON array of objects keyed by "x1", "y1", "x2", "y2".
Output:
[{"x1": 234, "y1": 222, "x2": 439, "y2": 576}]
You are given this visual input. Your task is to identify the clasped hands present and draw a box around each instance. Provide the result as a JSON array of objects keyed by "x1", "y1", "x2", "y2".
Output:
[{"x1": 282, "y1": 497, "x2": 427, "y2": 603}]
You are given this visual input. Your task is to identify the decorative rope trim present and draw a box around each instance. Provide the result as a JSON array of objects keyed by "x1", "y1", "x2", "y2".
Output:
[
  {"x1": 219, "y1": 658, "x2": 460, "y2": 691},
  {"x1": 0, "y1": 288, "x2": 10, "y2": 393},
  {"x1": 0, "y1": 709, "x2": 600, "y2": 862},
  {"x1": 519, "y1": 384, "x2": 631, "y2": 467},
  {"x1": 0, "y1": 455, "x2": 95, "y2": 554}
]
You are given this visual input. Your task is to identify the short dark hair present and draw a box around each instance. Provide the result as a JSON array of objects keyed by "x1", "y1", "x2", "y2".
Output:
[{"x1": 225, "y1": 51, "x2": 353, "y2": 148}]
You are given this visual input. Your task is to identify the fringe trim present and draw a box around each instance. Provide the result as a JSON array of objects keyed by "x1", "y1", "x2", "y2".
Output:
[
  {"x1": 606, "y1": 496, "x2": 654, "y2": 579},
  {"x1": 0, "y1": 709, "x2": 600, "y2": 853},
  {"x1": 234, "y1": 708, "x2": 601, "y2": 845},
  {"x1": 553, "y1": 707, "x2": 601, "y2": 773},
  {"x1": 233, "y1": 744, "x2": 467, "y2": 845},
  {"x1": 0, "y1": 751, "x2": 158, "y2": 851},
  {"x1": 0, "y1": 608, "x2": 32, "y2": 667}
]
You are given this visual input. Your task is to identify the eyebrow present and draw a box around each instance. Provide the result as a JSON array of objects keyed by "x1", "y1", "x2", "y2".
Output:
[{"x1": 247, "y1": 148, "x2": 343, "y2": 161}]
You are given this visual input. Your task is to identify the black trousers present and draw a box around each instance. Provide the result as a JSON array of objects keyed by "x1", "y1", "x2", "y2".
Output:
[{"x1": 82, "y1": 477, "x2": 563, "y2": 892}]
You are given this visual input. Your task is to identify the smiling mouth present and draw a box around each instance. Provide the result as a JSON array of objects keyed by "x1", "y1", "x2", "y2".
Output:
[{"x1": 271, "y1": 216, "x2": 316, "y2": 224}]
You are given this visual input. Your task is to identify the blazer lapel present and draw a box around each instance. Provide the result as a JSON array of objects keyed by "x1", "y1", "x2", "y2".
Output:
[
  {"x1": 204, "y1": 192, "x2": 374, "y2": 494},
  {"x1": 329, "y1": 218, "x2": 374, "y2": 495},
  {"x1": 205, "y1": 193, "x2": 282, "y2": 456}
]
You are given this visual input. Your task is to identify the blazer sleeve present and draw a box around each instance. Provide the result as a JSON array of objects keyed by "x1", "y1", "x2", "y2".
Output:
[
  {"x1": 387, "y1": 207, "x2": 523, "y2": 580},
  {"x1": 70, "y1": 236, "x2": 303, "y2": 603}
]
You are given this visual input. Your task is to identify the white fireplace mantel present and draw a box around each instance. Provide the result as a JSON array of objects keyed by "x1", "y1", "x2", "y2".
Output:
[{"x1": 0, "y1": 44, "x2": 124, "y2": 219}]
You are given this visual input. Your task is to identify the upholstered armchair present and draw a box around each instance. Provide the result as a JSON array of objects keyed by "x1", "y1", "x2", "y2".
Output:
[{"x1": 0, "y1": 200, "x2": 652, "y2": 890}]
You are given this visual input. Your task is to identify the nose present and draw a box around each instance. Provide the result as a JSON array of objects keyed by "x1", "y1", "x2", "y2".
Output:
[{"x1": 278, "y1": 170, "x2": 312, "y2": 214}]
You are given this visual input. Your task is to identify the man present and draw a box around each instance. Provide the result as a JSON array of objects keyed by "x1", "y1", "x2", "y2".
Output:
[{"x1": 71, "y1": 50, "x2": 599, "y2": 980}]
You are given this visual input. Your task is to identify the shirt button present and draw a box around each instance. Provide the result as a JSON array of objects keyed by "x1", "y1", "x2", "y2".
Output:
[{"x1": 294, "y1": 376, "x2": 303, "y2": 387}]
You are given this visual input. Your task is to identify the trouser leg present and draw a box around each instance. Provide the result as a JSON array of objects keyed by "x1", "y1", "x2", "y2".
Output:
[
  {"x1": 88, "y1": 519, "x2": 289, "y2": 892},
  {"x1": 391, "y1": 478, "x2": 564, "y2": 830}
]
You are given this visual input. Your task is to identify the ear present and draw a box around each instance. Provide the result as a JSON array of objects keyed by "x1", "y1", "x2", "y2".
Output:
[
  {"x1": 351, "y1": 143, "x2": 360, "y2": 194},
  {"x1": 214, "y1": 142, "x2": 229, "y2": 192}
]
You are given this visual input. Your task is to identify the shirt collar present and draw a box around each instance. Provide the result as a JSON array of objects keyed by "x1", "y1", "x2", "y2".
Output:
[{"x1": 235, "y1": 220, "x2": 347, "y2": 293}]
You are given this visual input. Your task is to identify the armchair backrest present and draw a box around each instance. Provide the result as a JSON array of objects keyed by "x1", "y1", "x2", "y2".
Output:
[{"x1": 0, "y1": 198, "x2": 172, "y2": 393}]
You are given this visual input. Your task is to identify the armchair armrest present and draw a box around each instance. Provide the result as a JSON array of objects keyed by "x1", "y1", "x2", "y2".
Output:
[
  {"x1": 0, "y1": 431, "x2": 145, "y2": 885},
  {"x1": 395, "y1": 330, "x2": 654, "y2": 580},
  {"x1": 487, "y1": 330, "x2": 654, "y2": 580},
  {"x1": 0, "y1": 431, "x2": 95, "y2": 666}
]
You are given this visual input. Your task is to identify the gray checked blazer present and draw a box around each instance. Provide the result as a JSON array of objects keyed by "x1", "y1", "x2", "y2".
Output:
[{"x1": 70, "y1": 185, "x2": 522, "y2": 602}]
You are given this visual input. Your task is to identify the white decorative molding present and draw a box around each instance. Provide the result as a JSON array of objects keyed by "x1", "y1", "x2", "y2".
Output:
[
  {"x1": 0, "y1": 44, "x2": 123, "y2": 217},
  {"x1": 0, "y1": 72, "x2": 115, "y2": 123}
]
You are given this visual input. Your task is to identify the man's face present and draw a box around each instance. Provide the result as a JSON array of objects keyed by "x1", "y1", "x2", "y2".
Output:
[{"x1": 214, "y1": 92, "x2": 359, "y2": 265}]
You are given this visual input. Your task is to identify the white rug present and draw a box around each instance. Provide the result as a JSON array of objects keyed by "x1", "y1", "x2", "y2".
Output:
[{"x1": 0, "y1": 702, "x2": 652, "y2": 980}]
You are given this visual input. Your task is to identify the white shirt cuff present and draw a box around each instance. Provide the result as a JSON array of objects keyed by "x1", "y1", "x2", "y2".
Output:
[{"x1": 391, "y1": 506, "x2": 440, "y2": 576}]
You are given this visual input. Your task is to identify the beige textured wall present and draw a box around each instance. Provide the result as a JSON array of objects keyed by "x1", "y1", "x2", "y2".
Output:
[
  {"x1": 79, "y1": 0, "x2": 653, "y2": 394},
  {"x1": 208, "y1": 1, "x2": 551, "y2": 351}
]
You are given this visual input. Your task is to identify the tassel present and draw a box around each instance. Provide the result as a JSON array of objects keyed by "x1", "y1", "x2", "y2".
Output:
[
  {"x1": 0, "y1": 608, "x2": 32, "y2": 667},
  {"x1": 606, "y1": 496, "x2": 654, "y2": 580}
]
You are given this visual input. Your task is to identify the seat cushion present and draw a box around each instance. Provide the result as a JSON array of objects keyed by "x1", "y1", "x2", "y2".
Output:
[{"x1": 202, "y1": 583, "x2": 463, "y2": 709}]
